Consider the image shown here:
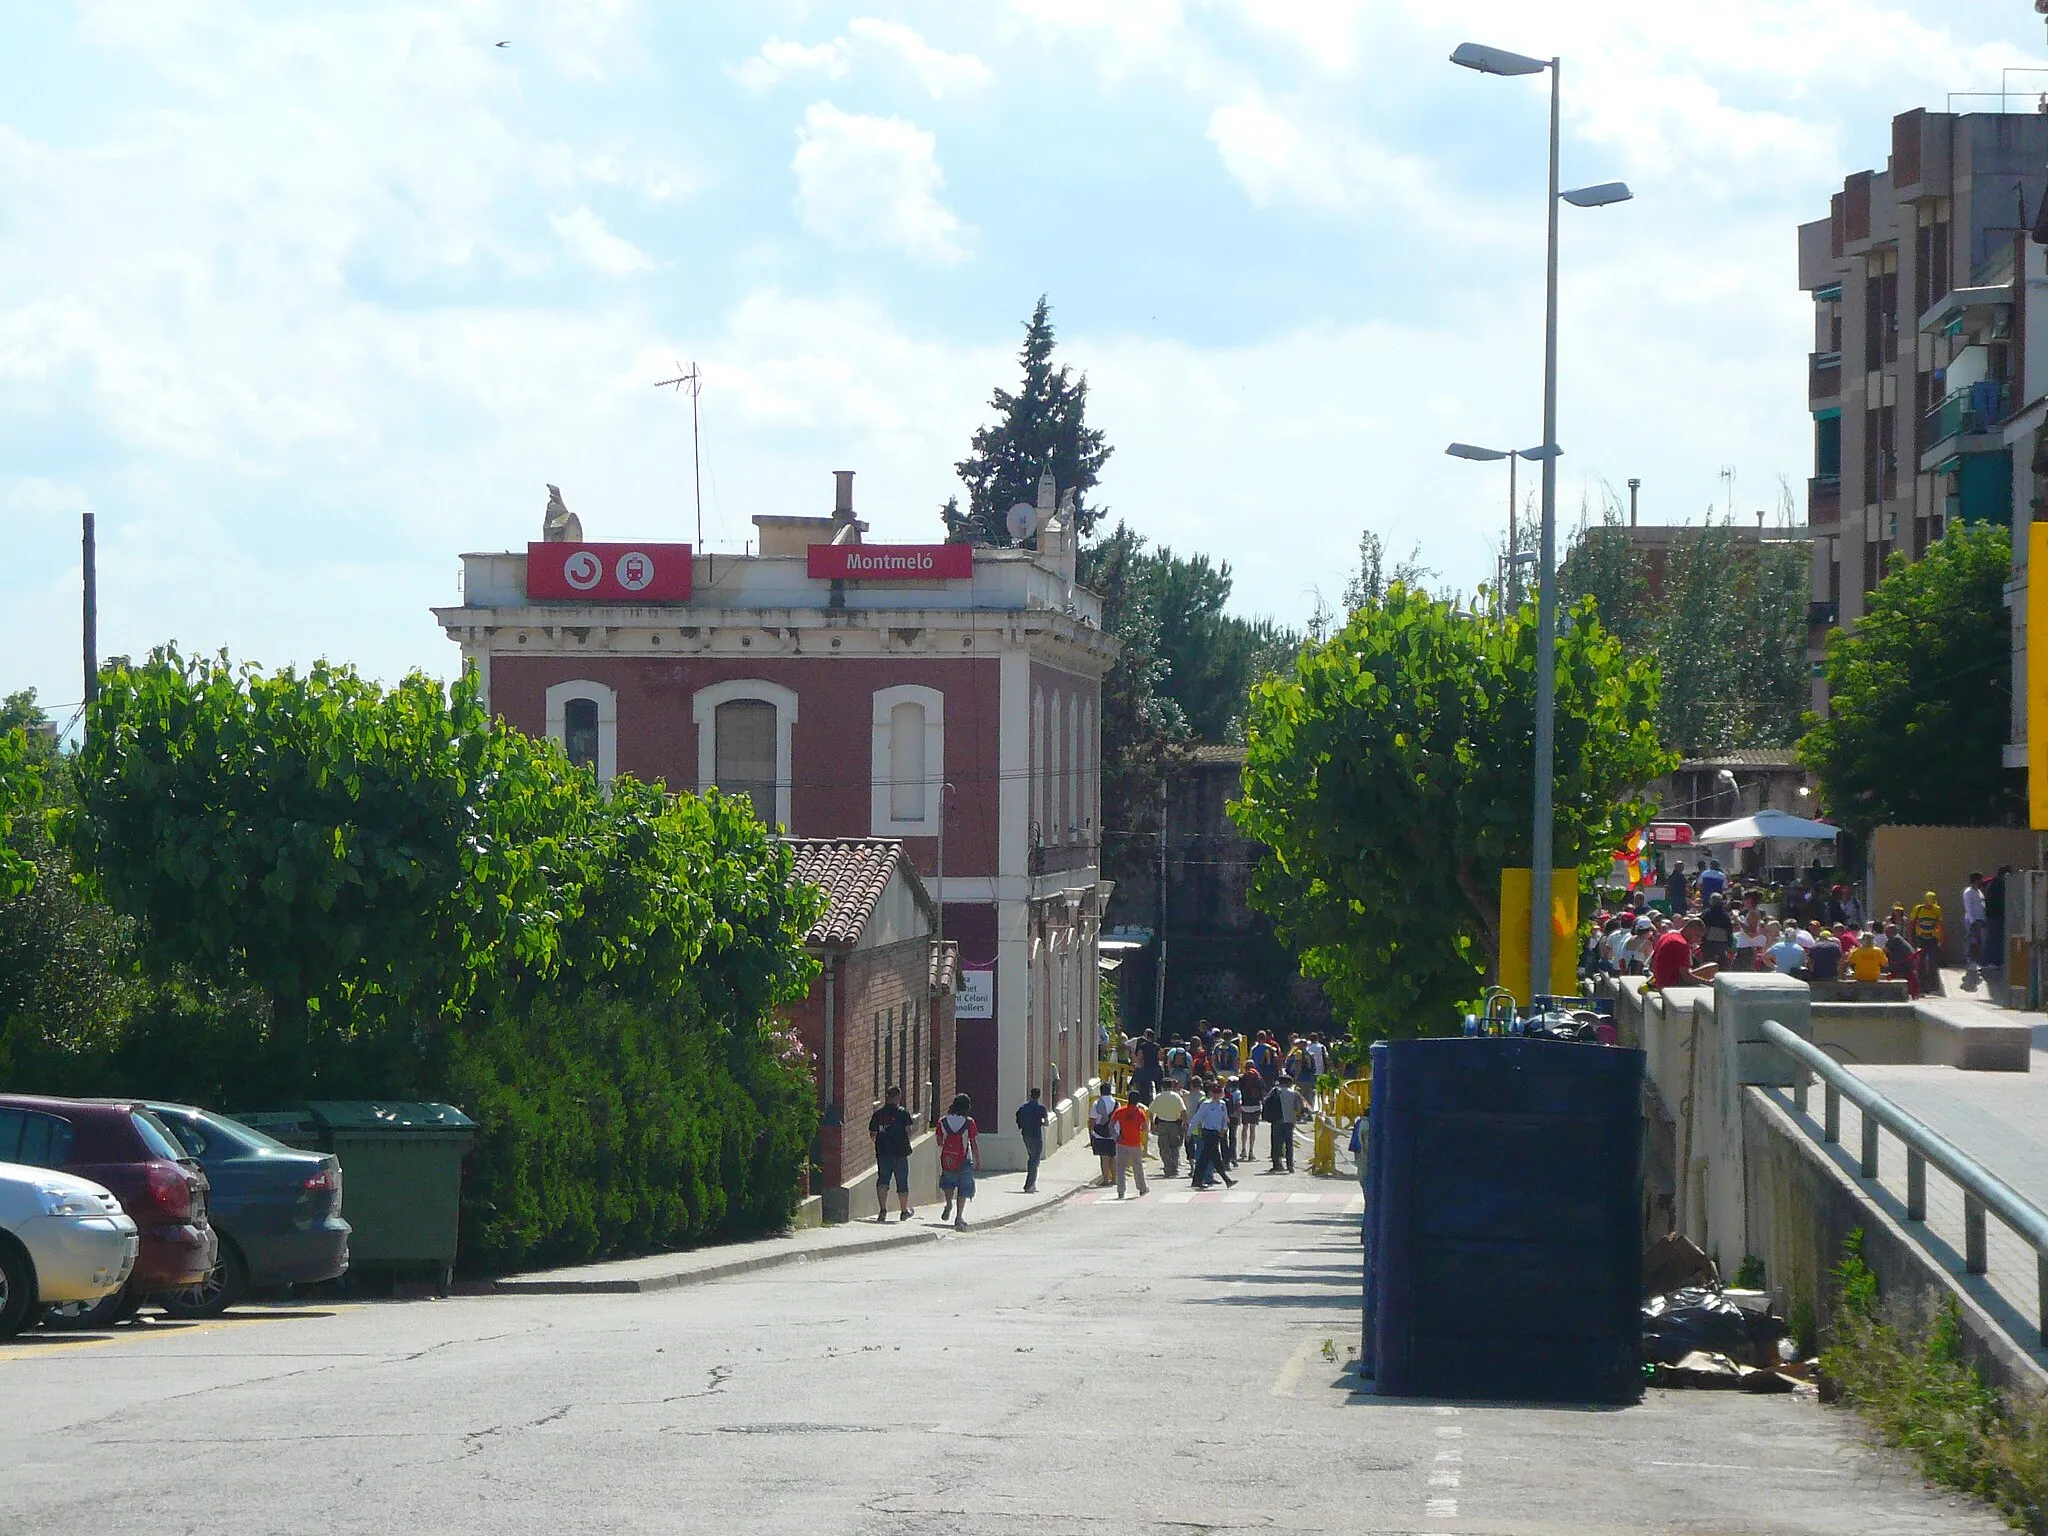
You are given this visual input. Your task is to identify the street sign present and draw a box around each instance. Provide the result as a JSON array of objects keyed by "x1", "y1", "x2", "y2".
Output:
[
  {"x1": 956, "y1": 967, "x2": 994, "y2": 1019},
  {"x1": 526, "y1": 543, "x2": 692, "y2": 601},
  {"x1": 807, "y1": 543, "x2": 973, "y2": 581}
]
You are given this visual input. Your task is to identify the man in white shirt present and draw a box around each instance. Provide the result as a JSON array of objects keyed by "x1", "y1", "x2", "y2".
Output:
[
  {"x1": 1962, "y1": 873, "x2": 1988, "y2": 989},
  {"x1": 1149, "y1": 1083, "x2": 1188, "y2": 1178}
]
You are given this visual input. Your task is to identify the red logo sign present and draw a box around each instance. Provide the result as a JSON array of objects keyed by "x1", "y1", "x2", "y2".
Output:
[
  {"x1": 807, "y1": 543, "x2": 973, "y2": 581},
  {"x1": 526, "y1": 543, "x2": 692, "y2": 602}
]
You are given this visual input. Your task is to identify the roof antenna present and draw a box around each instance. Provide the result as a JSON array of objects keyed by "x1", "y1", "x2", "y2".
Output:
[{"x1": 654, "y1": 361, "x2": 704, "y2": 548}]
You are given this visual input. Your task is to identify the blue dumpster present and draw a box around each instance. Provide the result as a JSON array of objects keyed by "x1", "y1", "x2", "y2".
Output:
[{"x1": 1364, "y1": 1036, "x2": 1644, "y2": 1404}]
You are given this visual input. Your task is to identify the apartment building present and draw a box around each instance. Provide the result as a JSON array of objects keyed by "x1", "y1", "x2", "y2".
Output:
[{"x1": 1797, "y1": 107, "x2": 2048, "y2": 716}]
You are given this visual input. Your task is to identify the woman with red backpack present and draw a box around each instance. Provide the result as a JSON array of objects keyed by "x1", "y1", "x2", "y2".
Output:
[{"x1": 936, "y1": 1094, "x2": 980, "y2": 1231}]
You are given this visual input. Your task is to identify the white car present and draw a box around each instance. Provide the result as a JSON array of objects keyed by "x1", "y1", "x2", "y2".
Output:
[{"x1": 0, "y1": 1161, "x2": 139, "y2": 1339}]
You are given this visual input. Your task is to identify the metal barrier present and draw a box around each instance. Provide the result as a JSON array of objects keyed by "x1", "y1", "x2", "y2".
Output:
[{"x1": 1763, "y1": 1016, "x2": 2048, "y2": 1345}]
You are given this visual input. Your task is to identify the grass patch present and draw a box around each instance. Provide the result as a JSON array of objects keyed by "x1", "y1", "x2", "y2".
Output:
[{"x1": 1821, "y1": 1229, "x2": 2048, "y2": 1531}]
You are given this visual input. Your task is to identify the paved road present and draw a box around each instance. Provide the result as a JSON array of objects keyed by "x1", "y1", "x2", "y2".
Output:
[{"x1": 0, "y1": 1162, "x2": 2004, "y2": 1534}]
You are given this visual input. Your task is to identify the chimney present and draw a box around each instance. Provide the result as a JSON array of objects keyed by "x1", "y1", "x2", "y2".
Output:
[
  {"x1": 833, "y1": 470, "x2": 855, "y2": 523},
  {"x1": 1627, "y1": 477, "x2": 1641, "y2": 527}
]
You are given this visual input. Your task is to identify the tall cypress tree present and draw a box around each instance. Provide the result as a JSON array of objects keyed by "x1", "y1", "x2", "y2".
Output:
[{"x1": 941, "y1": 297, "x2": 1112, "y2": 544}]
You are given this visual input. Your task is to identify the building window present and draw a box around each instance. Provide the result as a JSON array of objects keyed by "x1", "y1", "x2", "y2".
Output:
[
  {"x1": 1031, "y1": 688, "x2": 1045, "y2": 840},
  {"x1": 544, "y1": 681, "x2": 617, "y2": 786},
  {"x1": 1065, "y1": 693, "x2": 1078, "y2": 842},
  {"x1": 870, "y1": 685, "x2": 945, "y2": 836},
  {"x1": 693, "y1": 680, "x2": 798, "y2": 829}
]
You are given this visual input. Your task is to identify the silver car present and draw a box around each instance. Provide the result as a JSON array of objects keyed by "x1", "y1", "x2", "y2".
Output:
[{"x1": 0, "y1": 1160, "x2": 139, "y2": 1338}]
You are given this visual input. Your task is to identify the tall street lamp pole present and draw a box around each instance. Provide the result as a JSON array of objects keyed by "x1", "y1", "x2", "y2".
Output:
[
  {"x1": 1452, "y1": 41, "x2": 1631, "y2": 1001},
  {"x1": 1446, "y1": 442, "x2": 1553, "y2": 609}
]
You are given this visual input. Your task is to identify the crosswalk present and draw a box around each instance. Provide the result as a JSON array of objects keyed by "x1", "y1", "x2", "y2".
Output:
[{"x1": 1069, "y1": 1188, "x2": 1364, "y2": 1208}]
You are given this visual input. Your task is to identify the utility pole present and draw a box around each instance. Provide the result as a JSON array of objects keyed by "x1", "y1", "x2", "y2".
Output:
[
  {"x1": 1155, "y1": 779, "x2": 1168, "y2": 1033},
  {"x1": 653, "y1": 362, "x2": 704, "y2": 547},
  {"x1": 81, "y1": 511, "x2": 98, "y2": 725}
]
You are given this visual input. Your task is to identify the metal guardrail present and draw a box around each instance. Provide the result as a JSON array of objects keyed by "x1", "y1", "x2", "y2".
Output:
[{"x1": 1762, "y1": 1017, "x2": 2048, "y2": 1344}]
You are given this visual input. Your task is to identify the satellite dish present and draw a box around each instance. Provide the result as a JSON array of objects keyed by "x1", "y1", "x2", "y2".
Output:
[{"x1": 1005, "y1": 501, "x2": 1037, "y2": 542}]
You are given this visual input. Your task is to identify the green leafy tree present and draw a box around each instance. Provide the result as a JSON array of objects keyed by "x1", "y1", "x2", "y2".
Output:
[
  {"x1": 1080, "y1": 524, "x2": 1190, "y2": 886},
  {"x1": 1231, "y1": 585, "x2": 1671, "y2": 1039},
  {"x1": 941, "y1": 296, "x2": 1112, "y2": 545},
  {"x1": 0, "y1": 727, "x2": 43, "y2": 901},
  {"x1": 1561, "y1": 514, "x2": 1808, "y2": 755},
  {"x1": 1137, "y1": 546, "x2": 1301, "y2": 743},
  {"x1": 1799, "y1": 523, "x2": 2022, "y2": 835}
]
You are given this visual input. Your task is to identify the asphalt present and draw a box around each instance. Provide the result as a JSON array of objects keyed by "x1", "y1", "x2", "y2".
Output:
[{"x1": 0, "y1": 1140, "x2": 2008, "y2": 1535}]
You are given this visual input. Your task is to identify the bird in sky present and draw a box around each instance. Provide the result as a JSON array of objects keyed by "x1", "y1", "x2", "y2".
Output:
[{"x1": 495, "y1": 40, "x2": 509, "y2": 48}]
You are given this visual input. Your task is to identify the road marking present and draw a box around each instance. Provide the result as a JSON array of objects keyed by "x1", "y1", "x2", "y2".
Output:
[
  {"x1": 1286, "y1": 1193, "x2": 1320, "y2": 1204},
  {"x1": 1, "y1": 1305, "x2": 365, "y2": 1359},
  {"x1": 1161, "y1": 1192, "x2": 1193, "y2": 1204},
  {"x1": 1424, "y1": 1498, "x2": 1458, "y2": 1517},
  {"x1": 1428, "y1": 1470, "x2": 1461, "y2": 1489},
  {"x1": 1435, "y1": 1425, "x2": 1464, "y2": 1438},
  {"x1": 1268, "y1": 1336, "x2": 1322, "y2": 1398},
  {"x1": 1222, "y1": 1191, "x2": 1255, "y2": 1204}
]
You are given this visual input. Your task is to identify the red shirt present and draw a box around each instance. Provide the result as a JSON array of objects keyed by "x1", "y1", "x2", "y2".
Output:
[
  {"x1": 1649, "y1": 930, "x2": 1695, "y2": 989},
  {"x1": 1110, "y1": 1104, "x2": 1149, "y2": 1148}
]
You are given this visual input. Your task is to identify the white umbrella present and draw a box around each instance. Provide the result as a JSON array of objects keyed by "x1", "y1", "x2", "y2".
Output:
[{"x1": 1695, "y1": 807, "x2": 1840, "y2": 845}]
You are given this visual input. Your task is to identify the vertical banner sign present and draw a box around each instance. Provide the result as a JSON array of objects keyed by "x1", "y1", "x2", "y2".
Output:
[
  {"x1": 1497, "y1": 867, "x2": 1580, "y2": 1007},
  {"x1": 526, "y1": 543, "x2": 693, "y2": 602},
  {"x1": 2031, "y1": 523, "x2": 2048, "y2": 830}
]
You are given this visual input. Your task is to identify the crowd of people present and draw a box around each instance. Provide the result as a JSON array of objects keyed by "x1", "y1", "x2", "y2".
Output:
[{"x1": 1584, "y1": 856, "x2": 2015, "y2": 1000}]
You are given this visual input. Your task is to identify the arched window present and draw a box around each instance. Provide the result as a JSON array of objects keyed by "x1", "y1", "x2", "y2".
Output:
[
  {"x1": 693, "y1": 680, "x2": 798, "y2": 829},
  {"x1": 545, "y1": 681, "x2": 617, "y2": 786},
  {"x1": 870, "y1": 684, "x2": 944, "y2": 836}
]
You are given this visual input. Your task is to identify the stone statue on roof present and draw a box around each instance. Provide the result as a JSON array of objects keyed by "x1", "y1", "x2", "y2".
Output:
[{"x1": 541, "y1": 484, "x2": 583, "y2": 543}]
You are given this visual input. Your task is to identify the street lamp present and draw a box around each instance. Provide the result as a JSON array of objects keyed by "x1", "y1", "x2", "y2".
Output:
[
  {"x1": 1452, "y1": 39, "x2": 1633, "y2": 1001},
  {"x1": 1446, "y1": 442, "x2": 1557, "y2": 608}
]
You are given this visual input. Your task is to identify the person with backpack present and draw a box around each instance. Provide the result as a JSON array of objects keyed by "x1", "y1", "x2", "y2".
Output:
[
  {"x1": 935, "y1": 1094, "x2": 980, "y2": 1231},
  {"x1": 1264, "y1": 1075, "x2": 1303, "y2": 1173},
  {"x1": 1109, "y1": 1089, "x2": 1151, "y2": 1199},
  {"x1": 1088, "y1": 1081, "x2": 1119, "y2": 1186},
  {"x1": 1249, "y1": 1033, "x2": 1278, "y2": 1079},
  {"x1": 867, "y1": 1085, "x2": 916, "y2": 1224},
  {"x1": 1014, "y1": 1086, "x2": 1050, "y2": 1195}
]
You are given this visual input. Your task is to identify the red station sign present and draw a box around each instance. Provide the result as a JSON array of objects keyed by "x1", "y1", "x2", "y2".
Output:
[
  {"x1": 807, "y1": 543, "x2": 974, "y2": 581},
  {"x1": 526, "y1": 543, "x2": 693, "y2": 602}
]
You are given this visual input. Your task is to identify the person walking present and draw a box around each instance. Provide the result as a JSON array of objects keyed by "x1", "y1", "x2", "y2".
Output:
[
  {"x1": 1110, "y1": 1090, "x2": 1151, "y2": 1199},
  {"x1": 1088, "y1": 1081, "x2": 1119, "y2": 1186},
  {"x1": 935, "y1": 1094, "x2": 979, "y2": 1230},
  {"x1": 1189, "y1": 1083, "x2": 1236, "y2": 1189},
  {"x1": 868, "y1": 1085, "x2": 916, "y2": 1223},
  {"x1": 1234, "y1": 1064, "x2": 1264, "y2": 1164},
  {"x1": 1265, "y1": 1075, "x2": 1303, "y2": 1173},
  {"x1": 1014, "y1": 1087, "x2": 1050, "y2": 1194},
  {"x1": 1909, "y1": 891, "x2": 1946, "y2": 997},
  {"x1": 1149, "y1": 1079, "x2": 1188, "y2": 1178},
  {"x1": 1962, "y1": 873, "x2": 1988, "y2": 992}
]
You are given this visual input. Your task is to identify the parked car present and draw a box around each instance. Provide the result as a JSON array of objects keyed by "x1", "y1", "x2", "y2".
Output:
[
  {"x1": 137, "y1": 1102, "x2": 348, "y2": 1316},
  {"x1": 0, "y1": 1162, "x2": 139, "y2": 1339},
  {"x1": 0, "y1": 1096, "x2": 216, "y2": 1327}
]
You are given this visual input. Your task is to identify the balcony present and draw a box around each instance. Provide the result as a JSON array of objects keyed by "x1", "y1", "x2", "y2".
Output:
[
  {"x1": 1924, "y1": 379, "x2": 2010, "y2": 453},
  {"x1": 1808, "y1": 351, "x2": 1842, "y2": 403},
  {"x1": 1807, "y1": 474, "x2": 1841, "y2": 525}
]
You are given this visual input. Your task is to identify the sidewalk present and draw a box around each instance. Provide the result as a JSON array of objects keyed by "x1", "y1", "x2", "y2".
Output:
[{"x1": 494, "y1": 1129, "x2": 1105, "y2": 1295}]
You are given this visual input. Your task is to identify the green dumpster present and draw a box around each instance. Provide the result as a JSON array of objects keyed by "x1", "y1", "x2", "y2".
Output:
[{"x1": 228, "y1": 1101, "x2": 474, "y2": 1292}]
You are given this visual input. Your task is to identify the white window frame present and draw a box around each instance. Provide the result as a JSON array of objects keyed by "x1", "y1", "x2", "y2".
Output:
[
  {"x1": 545, "y1": 680, "x2": 618, "y2": 786},
  {"x1": 870, "y1": 683, "x2": 945, "y2": 836},
  {"x1": 692, "y1": 679, "x2": 799, "y2": 829}
]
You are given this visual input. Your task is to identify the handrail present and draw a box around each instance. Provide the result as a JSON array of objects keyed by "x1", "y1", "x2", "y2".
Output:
[{"x1": 1761, "y1": 1017, "x2": 2048, "y2": 1344}]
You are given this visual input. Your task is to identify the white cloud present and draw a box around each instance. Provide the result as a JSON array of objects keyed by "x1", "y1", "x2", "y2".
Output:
[
  {"x1": 848, "y1": 19, "x2": 993, "y2": 97},
  {"x1": 791, "y1": 102, "x2": 970, "y2": 263},
  {"x1": 549, "y1": 206, "x2": 655, "y2": 274},
  {"x1": 731, "y1": 36, "x2": 852, "y2": 91}
]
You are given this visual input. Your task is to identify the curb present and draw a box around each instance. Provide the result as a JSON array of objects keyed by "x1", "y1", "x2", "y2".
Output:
[{"x1": 492, "y1": 1176, "x2": 1097, "y2": 1296}]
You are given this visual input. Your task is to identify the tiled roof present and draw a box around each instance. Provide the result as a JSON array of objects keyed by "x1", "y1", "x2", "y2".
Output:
[
  {"x1": 781, "y1": 837, "x2": 930, "y2": 947},
  {"x1": 1674, "y1": 748, "x2": 1803, "y2": 770},
  {"x1": 930, "y1": 938, "x2": 959, "y2": 994}
]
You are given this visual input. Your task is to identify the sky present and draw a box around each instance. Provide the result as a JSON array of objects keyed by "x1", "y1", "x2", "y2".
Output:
[{"x1": 2, "y1": 0, "x2": 2044, "y2": 718}]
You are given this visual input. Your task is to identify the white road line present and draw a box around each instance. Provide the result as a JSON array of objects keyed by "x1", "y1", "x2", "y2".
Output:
[
  {"x1": 1424, "y1": 1498, "x2": 1458, "y2": 1517},
  {"x1": 1428, "y1": 1470, "x2": 1461, "y2": 1489},
  {"x1": 1434, "y1": 1425, "x2": 1464, "y2": 1438},
  {"x1": 1161, "y1": 1192, "x2": 1193, "y2": 1204},
  {"x1": 1286, "y1": 1192, "x2": 1320, "y2": 1204},
  {"x1": 1222, "y1": 1191, "x2": 1254, "y2": 1204}
]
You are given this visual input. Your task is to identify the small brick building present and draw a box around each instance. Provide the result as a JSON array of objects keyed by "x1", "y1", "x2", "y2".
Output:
[{"x1": 779, "y1": 837, "x2": 957, "y2": 1216}]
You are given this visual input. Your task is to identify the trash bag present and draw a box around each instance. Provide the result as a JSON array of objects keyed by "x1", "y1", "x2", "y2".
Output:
[{"x1": 1641, "y1": 1287, "x2": 1755, "y2": 1365}]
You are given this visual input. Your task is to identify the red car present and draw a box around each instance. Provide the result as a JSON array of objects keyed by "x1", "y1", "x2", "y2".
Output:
[{"x1": 0, "y1": 1096, "x2": 217, "y2": 1326}]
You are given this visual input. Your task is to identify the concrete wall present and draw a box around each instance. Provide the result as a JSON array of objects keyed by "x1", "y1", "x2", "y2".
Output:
[{"x1": 1868, "y1": 825, "x2": 2039, "y2": 960}]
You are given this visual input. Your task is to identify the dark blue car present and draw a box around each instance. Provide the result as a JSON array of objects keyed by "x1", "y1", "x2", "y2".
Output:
[{"x1": 140, "y1": 1103, "x2": 349, "y2": 1316}]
